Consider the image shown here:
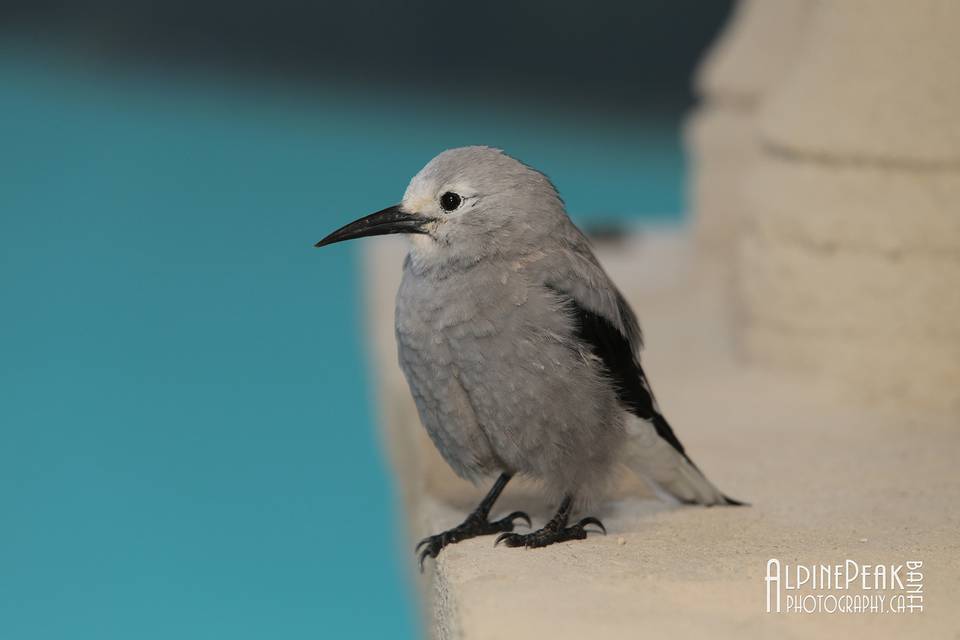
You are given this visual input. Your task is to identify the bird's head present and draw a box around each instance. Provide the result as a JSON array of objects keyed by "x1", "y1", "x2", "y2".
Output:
[{"x1": 316, "y1": 146, "x2": 566, "y2": 265}]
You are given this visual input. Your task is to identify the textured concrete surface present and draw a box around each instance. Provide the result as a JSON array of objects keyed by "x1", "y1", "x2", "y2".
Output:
[
  {"x1": 740, "y1": 0, "x2": 960, "y2": 411},
  {"x1": 685, "y1": 0, "x2": 812, "y2": 260},
  {"x1": 363, "y1": 233, "x2": 960, "y2": 639},
  {"x1": 758, "y1": 0, "x2": 960, "y2": 164}
]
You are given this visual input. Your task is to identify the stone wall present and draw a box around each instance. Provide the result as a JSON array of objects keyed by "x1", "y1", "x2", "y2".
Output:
[
  {"x1": 685, "y1": 0, "x2": 812, "y2": 264},
  {"x1": 736, "y1": 0, "x2": 960, "y2": 410}
]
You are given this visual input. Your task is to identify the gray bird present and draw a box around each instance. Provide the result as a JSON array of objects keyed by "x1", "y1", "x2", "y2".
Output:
[{"x1": 317, "y1": 146, "x2": 742, "y2": 567}]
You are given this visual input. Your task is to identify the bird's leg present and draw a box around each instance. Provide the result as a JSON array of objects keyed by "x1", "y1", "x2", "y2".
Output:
[
  {"x1": 416, "y1": 473, "x2": 530, "y2": 569},
  {"x1": 495, "y1": 495, "x2": 605, "y2": 549}
]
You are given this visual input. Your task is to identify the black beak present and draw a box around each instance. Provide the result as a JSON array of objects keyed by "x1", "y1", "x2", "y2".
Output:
[{"x1": 315, "y1": 205, "x2": 431, "y2": 248}]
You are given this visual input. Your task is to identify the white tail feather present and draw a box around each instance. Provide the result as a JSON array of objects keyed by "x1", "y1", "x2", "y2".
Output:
[{"x1": 622, "y1": 413, "x2": 730, "y2": 506}]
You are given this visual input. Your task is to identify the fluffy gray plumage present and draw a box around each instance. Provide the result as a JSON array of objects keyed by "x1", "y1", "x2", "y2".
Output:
[{"x1": 393, "y1": 146, "x2": 734, "y2": 507}]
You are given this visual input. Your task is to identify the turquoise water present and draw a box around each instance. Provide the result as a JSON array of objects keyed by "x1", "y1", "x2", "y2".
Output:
[{"x1": 0, "y1": 48, "x2": 684, "y2": 639}]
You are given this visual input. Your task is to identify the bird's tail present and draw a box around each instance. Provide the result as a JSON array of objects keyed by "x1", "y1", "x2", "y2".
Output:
[{"x1": 622, "y1": 412, "x2": 745, "y2": 507}]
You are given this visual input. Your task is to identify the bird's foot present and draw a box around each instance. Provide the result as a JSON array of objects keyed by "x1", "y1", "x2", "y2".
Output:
[
  {"x1": 495, "y1": 516, "x2": 606, "y2": 549},
  {"x1": 416, "y1": 510, "x2": 530, "y2": 570}
]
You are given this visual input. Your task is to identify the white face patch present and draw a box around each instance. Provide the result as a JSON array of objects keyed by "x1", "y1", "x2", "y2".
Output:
[
  {"x1": 402, "y1": 194, "x2": 435, "y2": 216},
  {"x1": 406, "y1": 230, "x2": 447, "y2": 273}
]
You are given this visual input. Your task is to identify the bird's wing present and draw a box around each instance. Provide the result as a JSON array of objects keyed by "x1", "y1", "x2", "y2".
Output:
[
  {"x1": 539, "y1": 233, "x2": 658, "y2": 427},
  {"x1": 541, "y1": 239, "x2": 741, "y2": 506},
  {"x1": 541, "y1": 241, "x2": 643, "y2": 350},
  {"x1": 542, "y1": 279, "x2": 686, "y2": 457}
]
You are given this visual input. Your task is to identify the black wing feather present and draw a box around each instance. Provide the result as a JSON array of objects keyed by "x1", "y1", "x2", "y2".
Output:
[
  {"x1": 549, "y1": 286, "x2": 747, "y2": 507},
  {"x1": 548, "y1": 286, "x2": 688, "y2": 458}
]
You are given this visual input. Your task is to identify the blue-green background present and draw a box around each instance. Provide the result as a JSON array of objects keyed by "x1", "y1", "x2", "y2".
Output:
[{"x1": 0, "y1": 26, "x2": 698, "y2": 637}]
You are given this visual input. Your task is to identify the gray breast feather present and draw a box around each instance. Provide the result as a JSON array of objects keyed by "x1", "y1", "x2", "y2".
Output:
[{"x1": 395, "y1": 257, "x2": 624, "y2": 496}]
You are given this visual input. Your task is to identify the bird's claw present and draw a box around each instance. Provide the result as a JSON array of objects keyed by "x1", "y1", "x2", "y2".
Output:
[
  {"x1": 577, "y1": 516, "x2": 606, "y2": 534},
  {"x1": 415, "y1": 533, "x2": 443, "y2": 553},
  {"x1": 494, "y1": 531, "x2": 521, "y2": 547},
  {"x1": 418, "y1": 543, "x2": 441, "y2": 572},
  {"x1": 415, "y1": 509, "x2": 531, "y2": 571},
  {"x1": 495, "y1": 515, "x2": 606, "y2": 548},
  {"x1": 494, "y1": 510, "x2": 531, "y2": 529}
]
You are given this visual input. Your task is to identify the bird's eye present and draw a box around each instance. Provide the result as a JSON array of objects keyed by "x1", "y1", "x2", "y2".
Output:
[{"x1": 440, "y1": 192, "x2": 462, "y2": 212}]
